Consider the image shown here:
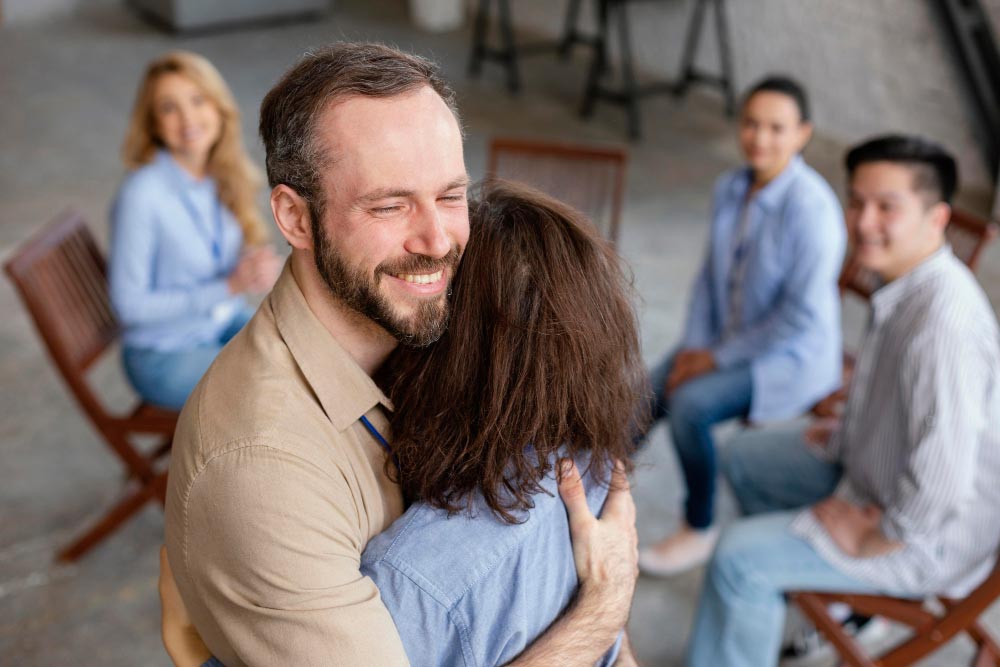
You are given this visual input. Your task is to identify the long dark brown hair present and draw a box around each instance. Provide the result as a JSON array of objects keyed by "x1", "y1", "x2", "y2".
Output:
[{"x1": 377, "y1": 180, "x2": 647, "y2": 523}]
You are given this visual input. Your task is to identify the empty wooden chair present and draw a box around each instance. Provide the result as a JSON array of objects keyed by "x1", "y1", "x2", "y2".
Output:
[
  {"x1": 486, "y1": 137, "x2": 628, "y2": 244},
  {"x1": 4, "y1": 210, "x2": 177, "y2": 562},
  {"x1": 790, "y1": 555, "x2": 1000, "y2": 666}
]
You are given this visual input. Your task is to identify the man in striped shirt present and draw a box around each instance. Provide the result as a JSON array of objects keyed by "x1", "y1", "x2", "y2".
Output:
[{"x1": 685, "y1": 134, "x2": 1000, "y2": 667}]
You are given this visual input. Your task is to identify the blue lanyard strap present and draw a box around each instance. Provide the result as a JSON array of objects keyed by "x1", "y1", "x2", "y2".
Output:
[{"x1": 359, "y1": 415, "x2": 399, "y2": 470}]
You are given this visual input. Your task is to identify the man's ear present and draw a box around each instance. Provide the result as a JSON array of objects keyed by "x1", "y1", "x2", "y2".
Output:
[
  {"x1": 928, "y1": 201, "x2": 951, "y2": 234},
  {"x1": 271, "y1": 185, "x2": 314, "y2": 250},
  {"x1": 796, "y1": 121, "x2": 814, "y2": 152}
]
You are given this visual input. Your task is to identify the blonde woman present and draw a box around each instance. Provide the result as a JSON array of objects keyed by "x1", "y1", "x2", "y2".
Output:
[{"x1": 110, "y1": 51, "x2": 280, "y2": 410}]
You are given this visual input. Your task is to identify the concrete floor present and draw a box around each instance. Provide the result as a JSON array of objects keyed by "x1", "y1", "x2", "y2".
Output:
[{"x1": 2, "y1": 1, "x2": 999, "y2": 665}]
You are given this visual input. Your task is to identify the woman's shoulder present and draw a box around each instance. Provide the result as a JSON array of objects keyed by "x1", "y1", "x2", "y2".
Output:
[
  {"x1": 115, "y1": 158, "x2": 172, "y2": 203},
  {"x1": 787, "y1": 160, "x2": 839, "y2": 207},
  {"x1": 713, "y1": 167, "x2": 749, "y2": 197}
]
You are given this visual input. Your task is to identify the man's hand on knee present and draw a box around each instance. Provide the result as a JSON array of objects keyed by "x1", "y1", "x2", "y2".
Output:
[{"x1": 558, "y1": 459, "x2": 638, "y2": 630}]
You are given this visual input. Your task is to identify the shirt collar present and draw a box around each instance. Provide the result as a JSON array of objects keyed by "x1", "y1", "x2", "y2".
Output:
[
  {"x1": 269, "y1": 260, "x2": 394, "y2": 432},
  {"x1": 870, "y1": 244, "x2": 953, "y2": 321},
  {"x1": 731, "y1": 154, "x2": 805, "y2": 212},
  {"x1": 155, "y1": 149, "x2": 213, "y2": 191}
]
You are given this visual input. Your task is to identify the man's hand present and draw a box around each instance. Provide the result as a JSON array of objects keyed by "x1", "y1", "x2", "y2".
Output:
[
  {"x1": 159, "y1": 546, "x2": 212, "y2": 667},
  {"x1": 803, "y1": 417, "x2": 840, "y2": 452},
  {"x1": 506, "y1": 460, "x2": 637, "y2": 666},
  {"x1": 666, "y1": 349, "x2": 716, "y2": 394},
  {"x1": 560, "y1": 459, "x2": 638, "y2": 626},
  {"x1": 813, "y1": 498, "x2": 902, "y2": 558}
]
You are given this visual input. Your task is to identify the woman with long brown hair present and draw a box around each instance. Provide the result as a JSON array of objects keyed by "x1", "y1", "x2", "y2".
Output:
[
  {"x1": 162, "y1": 180, "x2": 646, "y2": 666},
  {"x1": 109, "y1": 51, "x2": 280, "y2": 410}
]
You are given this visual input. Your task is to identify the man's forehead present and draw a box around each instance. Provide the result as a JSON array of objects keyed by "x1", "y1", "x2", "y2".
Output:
[
  {"x1": 849, "y1": 162, "x2": 918, "y2": 197},
  {"x1": 310, "y1": 91, "x2": 465, "y2": 198}
]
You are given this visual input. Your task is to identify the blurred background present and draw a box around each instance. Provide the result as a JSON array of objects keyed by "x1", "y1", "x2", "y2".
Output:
[{"x1": 2, "y1": 0, "x2": 999, "y2": 664}]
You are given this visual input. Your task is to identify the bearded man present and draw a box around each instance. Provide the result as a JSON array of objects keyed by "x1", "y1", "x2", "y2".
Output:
[{"x1": 164, "y1": 43, "x2": 637, "y2": 667}]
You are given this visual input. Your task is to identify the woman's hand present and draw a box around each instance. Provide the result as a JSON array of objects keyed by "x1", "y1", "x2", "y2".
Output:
[
  {"x1": 159, "y1": 546, "x2": 212, "y2": 667},
  {"x1": 227, "y1": 245, "x2": 281, "y2": 295}
]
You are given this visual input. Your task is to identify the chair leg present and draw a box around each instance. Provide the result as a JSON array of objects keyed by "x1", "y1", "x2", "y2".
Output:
[
  {"x1": 613, "y1": 2, "x2": 642, "y2": 140},
  {"x1": 972, "y1": 645, "x2": 999, "y2": 667},
  {"x1": 57, "y1": 472, "x2": 167, "y2": 562},
  {"x1": 968, "y1": 621, "x2": 1000, "y2": 667},
  {"x1": 580, "y1": 0, "x2": 609, "y2": 118},
  {"x1": 469, "y1": 0, "x2": 491, "y2": 77},
  {"x1": 793, "y1": 593, "x2": 878, "y2": 667}
]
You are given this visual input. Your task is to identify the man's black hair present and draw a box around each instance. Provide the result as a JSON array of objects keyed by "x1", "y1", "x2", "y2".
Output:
[
  {"x1": 743, "y1": 75, "x2": 810, "y2": 122},
  {"x1": 845, "y1": 134, "x2": 958, "y2": 205}
]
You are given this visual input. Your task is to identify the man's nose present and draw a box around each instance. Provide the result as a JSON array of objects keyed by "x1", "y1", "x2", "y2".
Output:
[
  {"x1": 405, "y1": 204, "x2": 452, "y2": 259},
  {"x1": 855, "y1": 204, "x2": 878, "y2": 235}
]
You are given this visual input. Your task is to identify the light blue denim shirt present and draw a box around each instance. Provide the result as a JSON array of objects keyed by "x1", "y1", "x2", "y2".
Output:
[
  {"x1": 198, "y1": 461, "x2": 621, "y2": 667},
  {"x1": 681, "y1": 155, "x2": 846, "y2": 421},
  {"x1": 108, "y1": 150, "x2": 246, "y2": 352},
  {"x1": 361, "y1": 463, "x2": 622, "y2": 667}
]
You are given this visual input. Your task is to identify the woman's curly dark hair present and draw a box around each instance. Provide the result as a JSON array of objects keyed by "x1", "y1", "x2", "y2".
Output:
[{"x1": 377, "y1": 179, "x2": 647, "y2": 523}]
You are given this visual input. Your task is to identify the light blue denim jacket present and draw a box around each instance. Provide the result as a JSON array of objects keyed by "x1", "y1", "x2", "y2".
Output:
[
  {"x1": 681, "y1": 155, "x2": 846, "y2": 421},
  {"x1": 108, "y1": 150, "x2": 246, "y2": 352}
]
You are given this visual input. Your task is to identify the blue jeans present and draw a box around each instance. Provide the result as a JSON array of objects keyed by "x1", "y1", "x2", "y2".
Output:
[
  {"x1": 123, "y1": 307, "x2": 254, "y2": 411},
  {"x1": 645, "y1": 351, "x2": 752, "y2": 528},
  {"x1": 686, "y1": 426, "x2": 876, "y2": 667}
]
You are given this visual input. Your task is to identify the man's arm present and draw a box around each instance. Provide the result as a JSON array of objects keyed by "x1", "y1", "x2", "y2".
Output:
[
  {"x1": 813, "y1": 497, "x2": 902, "y2": 558},
  {"x1": 171, "y1": 445, "x2": 408, "y2": 667},
  {"x1": 160, "y1": 546, "x2": 212, "y2": 667},
  {"x1": 880, "y1": 330, "x2": 989, "y2": 544},
  {"x1": 506, "y1": 461, "x2": 637, "y2": 666}
]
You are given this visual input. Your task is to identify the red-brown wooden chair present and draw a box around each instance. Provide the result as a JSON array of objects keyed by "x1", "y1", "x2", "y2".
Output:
[
  {"x1": 486, "y1": 137, "x2": 628, "y2": 244},
  {"x1": 4, "y1": 210, "x2": 177, "y2": 562},
  {"x1": 790, "y1": 554, "x2": 1000, "y2": 666},
  {"x1": 813, "y1": 208, "x2": 999, "y2": 417}
]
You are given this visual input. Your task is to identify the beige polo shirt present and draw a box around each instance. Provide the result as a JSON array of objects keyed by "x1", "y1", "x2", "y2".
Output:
[{"x1": 165, "y1": 262, "x2": 408, "y2": 666}]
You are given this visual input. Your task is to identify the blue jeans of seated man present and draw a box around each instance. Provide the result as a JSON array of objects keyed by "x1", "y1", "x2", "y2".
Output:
[
  {"x1": 686, "y1": 426, "x2": 875, "y2": 667},
  {"x1": 646, "y1": 351, "x2": 752, "y2": 529},
  {"x1": 123, "y1": 306, "x2": 254, "y2": 411}
]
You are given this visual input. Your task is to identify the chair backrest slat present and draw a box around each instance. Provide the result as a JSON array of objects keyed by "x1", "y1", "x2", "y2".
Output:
[
  {"x1": 4, "y1": 211, "x2": 119, "y2": 419},
  {"x1": 487, "y1": 137, "x2": 628, "y2": 244}
]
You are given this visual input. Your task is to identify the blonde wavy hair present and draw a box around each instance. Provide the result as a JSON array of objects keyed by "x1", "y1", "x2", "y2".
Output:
[{"x1": 122, "y1": 50, "x2": 268, "y2": 246}]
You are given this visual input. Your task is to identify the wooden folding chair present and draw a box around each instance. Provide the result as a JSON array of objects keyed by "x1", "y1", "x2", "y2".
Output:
[
  {"x1": 486, "y1": 137, "x2": 628, "y2": 244},
  {"x1": 813, "y1": 208, "x2": 1000, "y2": 417},
  {"x1": 790, "y1": 554, "x2": 1000, "y2": 666},
  {"x1": 4, "y1": 210, "x2": 177, "y2": 562}
]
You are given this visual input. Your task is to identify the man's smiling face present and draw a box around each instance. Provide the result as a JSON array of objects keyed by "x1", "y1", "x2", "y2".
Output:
[{"x1": 309, "y1": 85, "x2": 470, "y2": 346}]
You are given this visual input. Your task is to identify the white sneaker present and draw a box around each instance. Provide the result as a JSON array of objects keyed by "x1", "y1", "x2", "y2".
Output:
[
  {"x1": 780, "y1": 614, "x2": 891, "y2": 667},
  {"x1": 638, "y1": 525, "x2": 719, "y2": 577}
]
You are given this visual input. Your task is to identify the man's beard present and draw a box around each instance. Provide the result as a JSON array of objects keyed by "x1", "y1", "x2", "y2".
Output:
[{"x1": 312, "y1": 218, "x2": 460, "y2": 347}]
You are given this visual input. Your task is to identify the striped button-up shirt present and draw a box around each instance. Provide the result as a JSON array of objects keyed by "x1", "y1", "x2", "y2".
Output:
[{"x1": 791, "y1": 246, "x2": 1000, "y2": 597}]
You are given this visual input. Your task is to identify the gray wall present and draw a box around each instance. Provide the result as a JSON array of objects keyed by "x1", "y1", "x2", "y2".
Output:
[{"x1": 510, "y1": 0, "x2": 1000, "y2": 201}]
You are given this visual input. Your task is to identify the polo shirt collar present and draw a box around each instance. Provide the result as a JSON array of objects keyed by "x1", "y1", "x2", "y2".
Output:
[{"x1": 270, "y1": 261, "x2": 394, "y2": 432}]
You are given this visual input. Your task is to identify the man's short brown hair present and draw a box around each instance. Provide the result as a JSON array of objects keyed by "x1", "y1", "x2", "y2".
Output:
[{"x1": 259, "y1": 42, "x2": 461, "y2": 221}]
